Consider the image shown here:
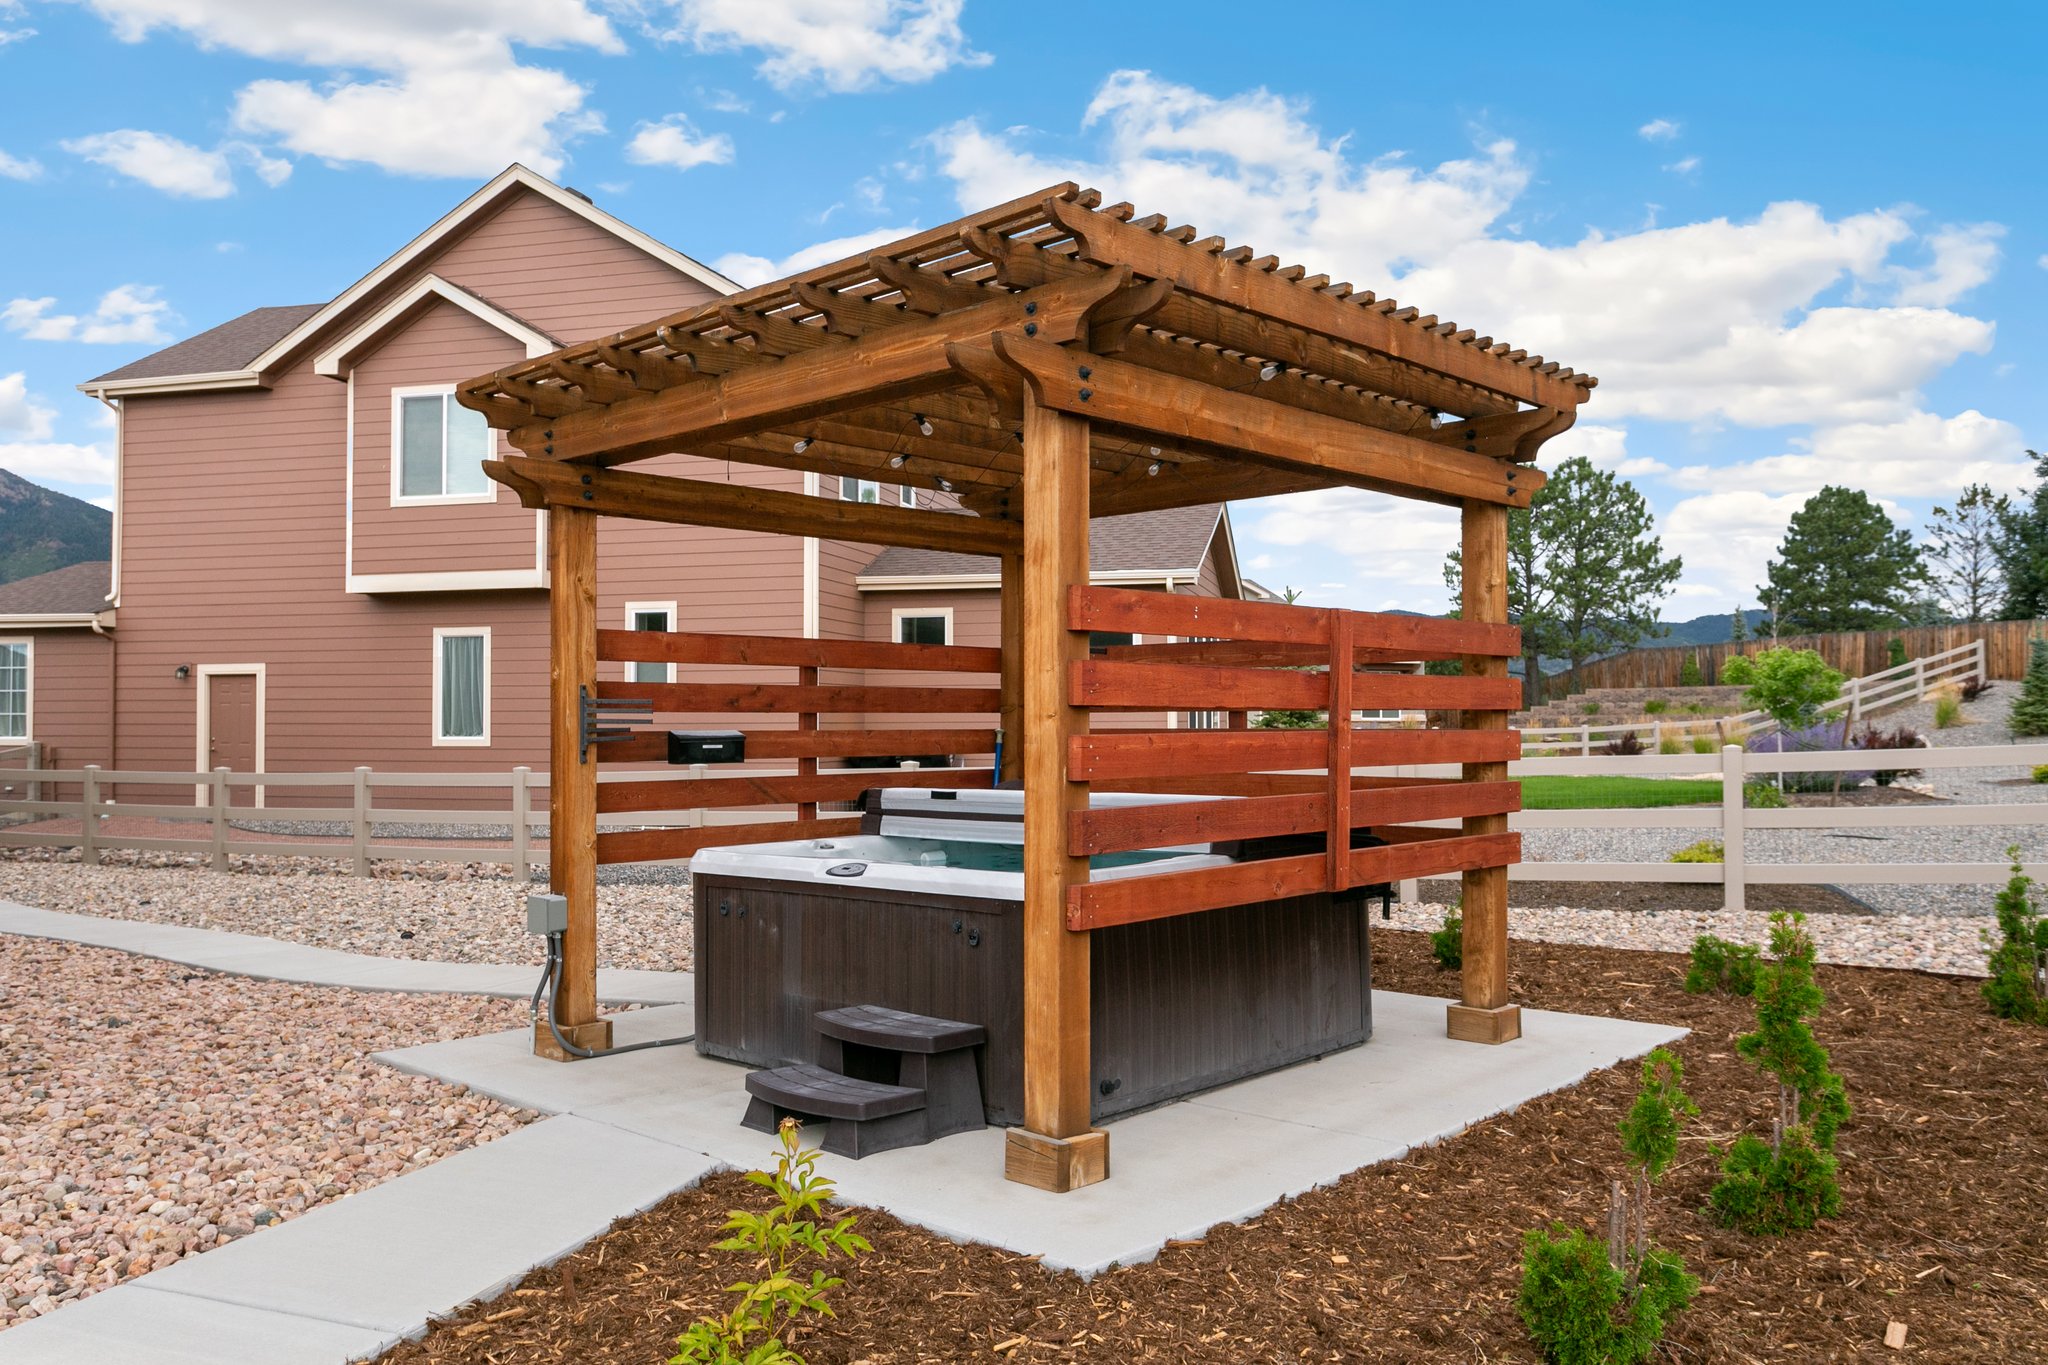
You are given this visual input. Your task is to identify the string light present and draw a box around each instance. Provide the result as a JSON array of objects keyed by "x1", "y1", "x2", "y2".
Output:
[
  {"x1": 914, "y1": 414, "x2": 934, "y2": 436},
  {"x1": 888, "y1": 454, "x2": 906, "y2": 469},
  {"x1": 1258, "y1": 362, "x2": 1280, "y2": 381},
  {"x1": 792, "y1": 436, "x2": 812, "y2": 454},
  {"x1": 936, "y1": 476, "x2": 954, "y2": 492},
  {"x1": 1146, "y1": 461, "x2": 1162, "y2": 477}
]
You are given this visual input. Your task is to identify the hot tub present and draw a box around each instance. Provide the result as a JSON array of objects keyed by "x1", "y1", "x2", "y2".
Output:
[{"x1": 690, "y1": 788, "x2": 1372, "y2": 1125}]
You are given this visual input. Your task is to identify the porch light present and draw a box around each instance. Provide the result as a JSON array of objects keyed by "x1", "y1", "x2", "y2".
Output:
[{"x1": 173, "y1": 664, "x2": 191, "y2": 680}]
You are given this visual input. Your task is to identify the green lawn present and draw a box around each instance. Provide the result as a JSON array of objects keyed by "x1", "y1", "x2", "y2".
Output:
[{"x1": 1517, "y1": 775, "x2": 1723, "y2": 809}]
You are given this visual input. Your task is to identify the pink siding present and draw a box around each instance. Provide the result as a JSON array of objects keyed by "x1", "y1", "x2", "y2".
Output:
[
  {"x1": 2, "y1": 629, "x2": 113, "y2": 801},
  {"x1": 351, "y1": 299, "x2": 532, "y2": 577}
]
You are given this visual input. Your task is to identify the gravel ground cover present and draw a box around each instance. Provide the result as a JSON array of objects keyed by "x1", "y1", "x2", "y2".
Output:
[
  {"x1": 0, "y1": 938, "x2": 532, "y2": 1329},
  {"x1": 381, "y1": 933, "x2": 2048, "y2": 1364},
  {"x1": 0, "y1": 852, "x2": 694, "y2": 972}
]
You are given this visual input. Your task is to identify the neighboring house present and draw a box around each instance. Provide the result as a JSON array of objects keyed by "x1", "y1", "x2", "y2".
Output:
[
  {"x1": 68, "y1": 165, "x2": 1243, "y2": 806},
  {"x1": 0, "y1": 560, "x2": 114, "y2": 799}
]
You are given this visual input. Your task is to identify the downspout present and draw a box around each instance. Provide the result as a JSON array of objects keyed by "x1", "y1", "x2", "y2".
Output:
[
  {"x1": 91, "y1": 612, "x2": 116, "y2": 777},
  {"x1": 89, "y1": 390, "x2": 122, "y2": 773}
]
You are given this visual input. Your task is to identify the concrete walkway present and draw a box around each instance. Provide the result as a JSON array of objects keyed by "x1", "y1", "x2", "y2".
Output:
[{"x1": 0, "y1": 900, "x2": 690, "y2": 1006}]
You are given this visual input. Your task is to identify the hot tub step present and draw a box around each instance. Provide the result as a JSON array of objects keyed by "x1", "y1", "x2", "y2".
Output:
[
  {"x1": 814, "y1": 1004, "x2": 987, "y2": 1053},
  {"x1": 743, "y1": 1064, "x2": 935, "y2": 1159}
]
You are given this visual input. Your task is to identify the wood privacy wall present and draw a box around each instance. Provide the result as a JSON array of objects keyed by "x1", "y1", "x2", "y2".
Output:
[{"x1": 1544, "y1": 619, "x2": 2048, "y2": 700}]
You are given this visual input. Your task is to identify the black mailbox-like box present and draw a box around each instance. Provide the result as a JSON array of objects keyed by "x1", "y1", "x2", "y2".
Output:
[{"x1": 668, "y1": 730, "x2": 746, "y2": 764}]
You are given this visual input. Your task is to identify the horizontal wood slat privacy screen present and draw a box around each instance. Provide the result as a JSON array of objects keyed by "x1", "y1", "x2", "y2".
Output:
[{"x1": 1061, "y1": 586, "x2": 1523, "y2": 929}]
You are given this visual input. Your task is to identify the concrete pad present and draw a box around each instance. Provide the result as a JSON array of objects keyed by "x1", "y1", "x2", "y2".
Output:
[
  {"x1": 137, "y1": 1115, "x2": 719, "y2": 1336},
  {"x1": 384, "y1": 989, "x2": 1687, "y2": 1274},
  {"x1": 0, "y1": 1284, "x2": 393, "y2": 1365},
  {"x1": 0, "y1": 901, "x2": 690, "y2": 1005}
]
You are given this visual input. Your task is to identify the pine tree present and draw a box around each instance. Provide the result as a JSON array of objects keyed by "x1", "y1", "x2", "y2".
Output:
[
  {"x1": 2009, "y1": 637, "x2": 2048, "y2": 737},
  {"x1": 1998, "y1": 451, "x2": 2048, "y2": 619},
  {"x1": 1730, "y1": 604, "x2": 1748, "y2": 643},
  {"x1": 1758, "y1": 486, "x2": 1925, "y2": 633},
  {"x1": 1925, "y1": 483, "x2": 2009, "y2": 623}
]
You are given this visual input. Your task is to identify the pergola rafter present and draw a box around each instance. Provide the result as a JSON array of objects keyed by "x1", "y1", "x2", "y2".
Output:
[{"x1": 459, "y1": 183, "x2": 1594, "y2": 1194}]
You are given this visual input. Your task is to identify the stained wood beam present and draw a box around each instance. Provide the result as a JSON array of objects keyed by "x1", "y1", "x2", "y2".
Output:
[
  {"x1": 483, "y1": 458, "x2": 1020, "y2": 556},
  {"x1": 992, "y1": 334, "x2": 1545, "y2": 509}
]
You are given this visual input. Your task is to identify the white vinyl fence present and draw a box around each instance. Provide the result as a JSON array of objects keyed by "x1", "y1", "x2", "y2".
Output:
[{"x1": 1521, "y1": 638, "x2": 1987, "y2": 756}]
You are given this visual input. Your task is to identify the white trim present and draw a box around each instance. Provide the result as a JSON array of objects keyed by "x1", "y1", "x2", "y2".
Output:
[
  {"x1": 107, "y1": 396, "x2": 123, "y2": 606},
  {"x1": 0, "y1": 614, "x2": 103, "y2": 630},
  {"x1": 431, "y1": 627, "x2": 492, "y2": 747},
  {"x1": 389, "y1": 383, "x2": 499, "y2": 507},
  {"x1": 348, "y1": 569, "x2": 548, "y2": 594},
  {"x1": 838, "y1": 475, "x2": 881, "y2": 504},
  {"x1": 1210, "y1": 505, "x2": 1243, "y2": 598},
  {"x1": 898, "y1": 484, "x2": 917, "y2": 509},
  {"x1": 801, "y1": 471, "x2": 820, "y2": 639},
  {"x1": 623, "y1": 601, "x2": 678, "y2": 684},
  {"x1": 194, "y1": 665, "x2": 267, "y2": 809},
  {"x1": 315, "y1": 274, "x2": 555, "y2": 378},
  {"x1": 0, "y1": 638, "x2": 31, "y2": 742},
  {"x1": 891, "y1": 606, "x2": 954, "y2": 647},
  {"x1": 77, "y1": 165, "x2": 737, "y2": 399},
  {"x1": 344, "y1": 370, "x2": 355, "y2": 581},
  {"x1": 857, "y1": 568, "x2": 1198, "y2": 593}
]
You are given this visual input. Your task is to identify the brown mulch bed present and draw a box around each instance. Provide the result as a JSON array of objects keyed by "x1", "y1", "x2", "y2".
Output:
[
  {"x1": 1782, "y1": 786, "x2": 1946, "y2": 807},
  {"x1": 1418, "y1": 878, "x2": 1880, "y2": 917},
  {"x1": 381, "y1": 935, "x2": 2048, "y2": 1364}
]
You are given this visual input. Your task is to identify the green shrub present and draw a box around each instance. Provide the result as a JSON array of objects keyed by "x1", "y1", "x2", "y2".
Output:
[
  {"x1": 1678, "y1": 654, "x2": 1703, "y2": 687},
  {"x1": 1720, "y1": 654, "x2": 1757, "y2": 686},
  {"x1": 1430, "y1": 904, "x2": 1463, "y2": 970},
  {"x1": 1707, "y1": 913, "x2": 1850, "y2": 1235},
  {"x1": 1692, "y1": 734, "x2": 1717, "y2": 755},
  {"x1": 1670, "y1": 839, "x2": 1724, "y2": 863},
  {"x1": 1931, "y1": 684, "x2": 1962, "y2": 730},
  {"x1": 2033, "y1": 764, "x2": 2048, "y2": 784},
  {"x1": 1657, "y1": 736, "x2": 1682, "y2": 755},
  {"x1": 1743, "y1": 780, "x2": 1787, "y2": 809},
  {"x1": 670, "y1": 1118, "x2": 871, "y2": 1365},
  {"x1": 1741, "y1": 648, "x2": 1845, "y2": 733},
  {"x1": 1685, "y1": 935, "x2": 1761, "y2": 995},
  {"x1": 1686, "y1": 701, "x2": 1711, "y2": 715},
  {"x1": 2008, "y1": 638, "x2": 2048, "y2": 737},
  {"x1": 1583, "y1": 702, "x2": 1602, "y2": 716},
  {"x1": 1519, "y1": 1048, "x2": 1698, "y2": 1365},
  {"x1": 1643, "y1": 699, "x2": 1669, "y2": 715},
  {"x1": 1980, "y1": 846, "x2": 2048, "y2": 1024},
  {"x1": 1886, "y1": 637, "x2": 1908, "y2": 669}
]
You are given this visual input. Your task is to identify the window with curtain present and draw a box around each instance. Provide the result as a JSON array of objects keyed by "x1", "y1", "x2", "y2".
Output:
[
  {"x1": 435, "y1": 630, "x2": 488, "y2": 743},
  {"x1": 897, "y1": 614, "x2": 948, "y2": 646},
  {"x1": 629, "y1": 606, "x2": 672, "y2": 684},
  {"x1": 0, "y1": 642, "x2": 26, "y2": 739},
  {"x1": 398, "y1": 391, "x2": 492, "y2": 500}
]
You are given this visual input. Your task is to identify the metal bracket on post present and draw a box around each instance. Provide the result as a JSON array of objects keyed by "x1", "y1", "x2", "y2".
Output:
[{"x1": 578, "y1": 686, "x2": 652, "y2": 763}]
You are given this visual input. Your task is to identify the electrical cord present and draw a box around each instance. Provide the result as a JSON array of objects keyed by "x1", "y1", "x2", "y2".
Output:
[{"x1": 535, "y1": 932, "x2": 695, "y2": 1059}]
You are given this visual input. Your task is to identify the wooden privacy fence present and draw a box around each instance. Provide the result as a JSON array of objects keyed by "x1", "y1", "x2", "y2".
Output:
[
  {"x1": 587, "y1": 628, "x2": 1002, "y2": 866},
  {"x1": 1389, "y1": 741, "x2": 2048, "y2": 911},
  {"x1": 1064, "y1": 586, "x2": 1524, "y2": 930},
  {"x1": 1521, "y1": 639, "x2": 1987, "y2": 755},
  {"x1": 1544, "y1": 619, "x2": 2044, "y2": 699}
]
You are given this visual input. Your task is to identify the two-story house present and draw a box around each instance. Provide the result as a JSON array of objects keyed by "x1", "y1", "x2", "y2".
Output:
[{"x1": 40, "y1": 165, "x2": 1241, "y2": 806}]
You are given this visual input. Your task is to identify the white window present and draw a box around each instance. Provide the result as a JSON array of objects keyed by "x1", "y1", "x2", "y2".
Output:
[
  {"x1": 839, "y1": 476, "x2": 879, "y2": 504},
  {"x1": 393, "y1": 385, "x2": 494, "y2": 505},
  {"x1": 892, "y1": 607, "x2": 952, "y2": 646},
  {"x1": 624, "y1": 601, "x2": 676, "y2": 684},
  {"x1": 0, "y1": 640, "x2": 28, "y2": 740},
  {"x1": 1189, "y1": 710, "x2": 1225, "y2": 730},
  {"x1": 898, "y1": 484, "x2": 917, "y2": 509},
  {"x1": 432, "y1": 627, "x2": 490, "y2": 745}
]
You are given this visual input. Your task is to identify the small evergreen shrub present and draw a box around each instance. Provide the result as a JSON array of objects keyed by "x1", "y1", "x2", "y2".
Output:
[
  {"x1": 1670, "y1": 839, "x2": 1724, "y2": 863},
  {"x1": 1684, "y1": 934, "x2": 1761, "y2": 995},
  {"x1": 2033, "y1": 764, "x2": 2048, "y2": 784},
  {"x1": 1643, "y1": 699, "x2": 1669, "y2": 715},
  {"x1": 1707, "y1": 913, "x2": 1850, "y2": 1235},
  {"x1": 2008, "y1": 637, "x2": 2048, "y2": 737},
  {"x1": 1886, "y1": 637, "x2": 1908, "y2": 669},
  {"x1": 1430, "y1": 903, "x2": 1463, "y2": 970},
  {"x1": 1720, "y1": 654, "x2": 1757, "y2": 686},
  {"x1": 1743, "y1": 780, "x2": 1788, "y2": 809},
  {"x1": 1678, "y1": 654, "x2": 1703, "y2": 687},
  {"x1": 1584, "y1": 702, "x2": 1602, "y2": 716},
  {"x1": 670, "y1": 1118, "x2": 871, "y2": 1365},
  {"x1": 1980, "y1": 846, "x2": 2048, "y2": 1024}
]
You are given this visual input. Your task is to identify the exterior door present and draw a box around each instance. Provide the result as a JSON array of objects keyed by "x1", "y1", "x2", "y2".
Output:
[{"x1": 207, "y1": 673, "x2": 259, "y2": 807}]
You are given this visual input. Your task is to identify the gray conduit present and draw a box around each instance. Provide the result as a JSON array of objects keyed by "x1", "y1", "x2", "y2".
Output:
[{"x1": 534, "y1": 932, "x2": 695, "y2": 1059}]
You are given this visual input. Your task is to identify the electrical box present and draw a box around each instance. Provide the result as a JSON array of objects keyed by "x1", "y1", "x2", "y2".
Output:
[
  {"x1": 668, "y1": 729, "x2": 746, "y2": 764},
  {"x1": 526, "y1": 892, "x2": 568, "y2": 936}
]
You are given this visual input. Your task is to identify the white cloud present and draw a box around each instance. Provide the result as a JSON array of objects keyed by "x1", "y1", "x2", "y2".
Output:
[
  {"x1": 1247, "y1": 488, "x2": 1461, "y2": 610},
  {"x1": 1659, "y1": 489, "x2": 1813, "y2": 606},
  {"x1": 63, "y1": 128, "x2": 235, "y2": 197},
  {"x1": 1663, "y1": 155, "x2": 1700, "y2": 176},
  {"x1": 624, "y1": 115, "x2": 735, "y2": 172},
  {"x1": 3, "y1": 285, "x2": 175, "y2": 344},
  {"x1": 77, "y1": 0, "x2": 620, "y2": 177},
  {"x1": 1638, "y1": 118, "x2": 1682, "y2": 142},
  {"x1": 704, "y1": 88, "x2": 751, "y2": 114},
  {"x1": 653, "y1": 0, "x2": 990, "y2": 93},
  {"x1": 713, "y1": 223, "x2": 921, "y2": 286},
  {"x1": 1544, "y1": 422, "x2": 1670, "y2": 478},
  {"x1": 0, "y1": 24, "x2": 32, "y2": 46},
  {"x1": 0, "y1": 147, "x2": 39, "y2": 180},
  {"x1": 1668, "y1": 409, "x2": 2030, "y2": 500},
  {"x1": 1891, "y1": 222, "x2": 2003, "y2": 306},
  {"x1": 0, "y1": 438, "x2": 115, "y2": 488},
  {"x1": 0, "y1": 373, "x2": 56, "y2": 440}
]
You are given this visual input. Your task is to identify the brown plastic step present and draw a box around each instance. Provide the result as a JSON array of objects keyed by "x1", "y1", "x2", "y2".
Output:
[{"x1": 814, "y1": 1004, "x2": 986, "y2": 1054}]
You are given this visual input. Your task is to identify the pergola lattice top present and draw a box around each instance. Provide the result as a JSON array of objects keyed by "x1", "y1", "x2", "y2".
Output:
[{"x1": 457, "y1": 183, "x2": 1593, "y2": 521}]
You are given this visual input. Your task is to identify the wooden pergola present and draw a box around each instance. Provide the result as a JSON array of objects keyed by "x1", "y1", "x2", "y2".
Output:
[{"x1": 459, "y1": 183, "x2": 1593, "y2": 1192}]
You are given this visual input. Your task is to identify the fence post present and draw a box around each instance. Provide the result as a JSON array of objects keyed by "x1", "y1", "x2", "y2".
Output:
[
  {"x1": 1912, "y1": 655, "x2": 1928, "y2": 702},
  {"x1": 210, "y1": 767, "x2": 230, "y2": 871},
  {"x1": 1580, "y1": 725, "x2": 1591, "y2": 757},
  {"x1": 1976, "y1": 637, "x2": 1988, "y2": 688},
  {"x1": 80, "y1": 764, "x2": 101, "y2": 866},
  {"x1": 25, "y1": 741, "x2": 39, "y2": 804},
  {"x1": 351, "y1": 766, "x2": 372, "y2": 878},
  {"x1": 1721, "y1": 744, "x2": 1746, "y2": 913},
  {"x1": 512, "y1": 765, "x2": 532, "y2": 883}
]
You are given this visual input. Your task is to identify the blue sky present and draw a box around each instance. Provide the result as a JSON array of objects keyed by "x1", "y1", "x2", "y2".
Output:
[{"x1": 1, "y1": 1, "x2": 2042, "y2": 618}]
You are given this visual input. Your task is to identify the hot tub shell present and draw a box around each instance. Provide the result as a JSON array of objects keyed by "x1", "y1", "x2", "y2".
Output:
[{"x1": 692, "y1": 792, "x2": 1373, "y2": 1125}]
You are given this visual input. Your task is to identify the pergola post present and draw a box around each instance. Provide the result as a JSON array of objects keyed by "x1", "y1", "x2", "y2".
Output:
[
  {"x1": 1005, "y1": 393, "x2": 1107, "y2": 1191},
  {"x1": 1448, "y1": 499, "x2": 1521, "y2": 1044},
  {"x1": 998, "y1": 548, "x2": 1024, "y2": 783},
  {"x1": 538, "y1": 505, "x2": 612, "y2": 1060}
]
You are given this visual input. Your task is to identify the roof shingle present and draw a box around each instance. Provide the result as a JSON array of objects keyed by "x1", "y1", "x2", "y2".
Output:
[
  {"x1": 0, "y1": 561, "x2": 112, "y2": 616},
  {"x1": 85, "y1": 304, "x2": 323, "y2": 385},
  {"x1": 861, "y1": 504, "x2": 1224, "y2": 580}
]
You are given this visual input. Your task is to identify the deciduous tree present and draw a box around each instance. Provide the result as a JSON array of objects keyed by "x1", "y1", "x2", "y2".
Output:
[{"x1": 1924, "y1": 483, "x2": 2008, "y2": 623}]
